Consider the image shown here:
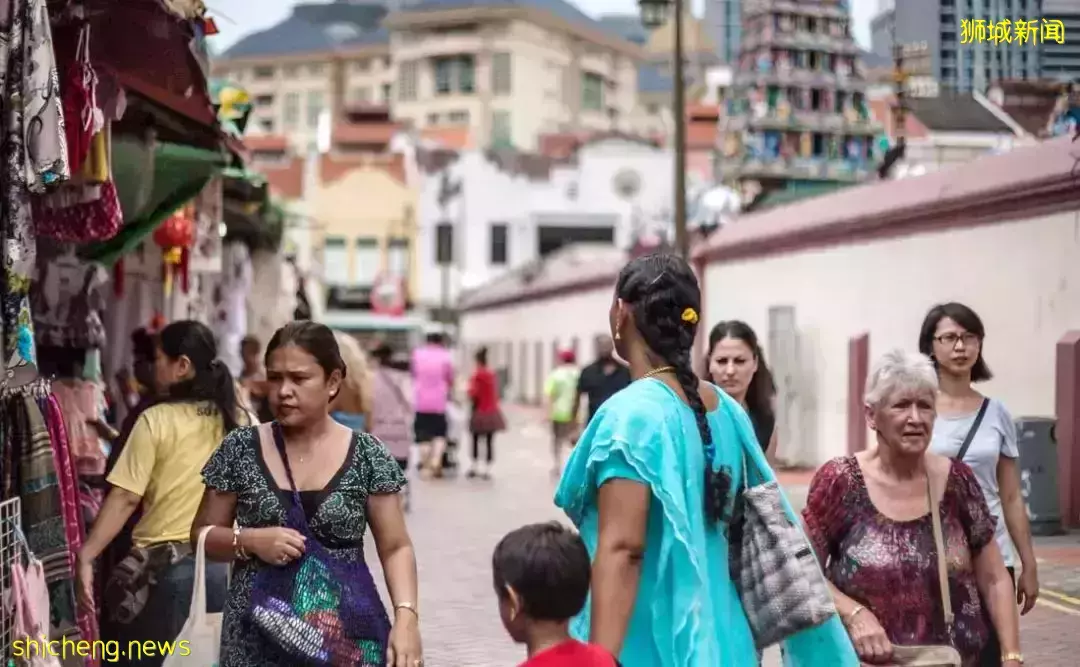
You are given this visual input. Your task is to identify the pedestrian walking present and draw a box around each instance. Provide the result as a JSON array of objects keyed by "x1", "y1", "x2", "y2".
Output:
[
  {"x1": 493, "y1": 522, "x2": 620, "y2": 667},
  {"x1": 919, "y1": 302, "x2": 1039, "y2": 662},
  {"x1": 554, "y1": 253, "x2": 854, "y2": 666},
  {"x1": 191, "y1": 321, "x2": 422, "y2": 667},
  {"x1": 412, "y1": 332, "x2": 455, "y2": 478},
  {"x1": 369, "y1": 341, "x2": 415, "y2": 510},
  {"x1": 704, "y1": 320, "x2": 778, "y2": 459},
  {"x1": 802, "y1": 349, "x2": 1022, "y2": 667},
  {"x1": 330, "y1": 330, "x2": 373, "y2": 433},
  {"x1": 544, "y1": 349, "x2": 581, "y2": 475},
  {"x1": 467, "y1": 346, "x2": 505, "y2": 479},
  {"x1": 572, "y1": 335, "x2": 630, "y2": 426},
  {"x1": 77, "y1": 321, "x2": 244, "y2": 666}
]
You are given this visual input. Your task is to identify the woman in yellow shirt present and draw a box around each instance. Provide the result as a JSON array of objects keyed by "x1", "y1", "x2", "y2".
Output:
[{"x1": 76, "y1": 320, "x2": 245, "y2": 667}]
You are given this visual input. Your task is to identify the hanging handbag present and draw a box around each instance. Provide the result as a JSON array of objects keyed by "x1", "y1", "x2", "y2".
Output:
[
  {"x1": 33, "y1": 179, "x2": 122, "y2": 242},
  {"x1": 862, "y1": 475, "x2": 963, "y2": 667},
  {"x1": 248, "y1": 423, "x2": 391, "y2": 666},
  {"x1": 162, "y1": 526, "x2": 225, "y2": 667},
  {"x1": 729, "y1": 442, "x2": 837, "y2": 649}
]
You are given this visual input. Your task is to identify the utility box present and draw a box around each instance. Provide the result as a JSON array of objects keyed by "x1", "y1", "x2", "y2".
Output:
[{"x1": 1015, "y1": 417, "x2": 1064, "y2": 536}]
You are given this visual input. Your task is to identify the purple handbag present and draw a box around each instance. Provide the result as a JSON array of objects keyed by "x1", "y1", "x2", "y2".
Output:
[{"x1": 248, "y1": 423, "x2": 391, "y2": 665}]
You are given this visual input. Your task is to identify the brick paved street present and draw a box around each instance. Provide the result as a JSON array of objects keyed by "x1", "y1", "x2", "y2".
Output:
[{"x1": 368, "y1": 406, "x2": 1080, "y2": 666}]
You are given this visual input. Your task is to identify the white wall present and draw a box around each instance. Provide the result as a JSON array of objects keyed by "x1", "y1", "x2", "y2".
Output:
[
  {"x1": 703, "y1": 209, "x2": 1080, "y2": 466},
  {"x1": 458, "y1": 285, "x2": 614, "y2": 403}
]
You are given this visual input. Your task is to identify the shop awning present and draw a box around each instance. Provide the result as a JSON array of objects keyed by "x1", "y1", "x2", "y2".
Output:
[{"x1": 82, "y1": 141, "x2": 226, "y2": 266}]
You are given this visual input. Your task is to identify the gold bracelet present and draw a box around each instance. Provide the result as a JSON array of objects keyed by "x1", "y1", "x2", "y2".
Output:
[
  {"x1": 233, "y1": 527, "x2": 249, "y2": 561},
  {"x1": 394, "y1": 602, "x2": 418, "y2": 619},
  {"x1": 1001, "y1": 652, "x2": 1024, "y2": 664},
  {"x1": 844, "y1": 605, "x2": 865, "y2": 624}
]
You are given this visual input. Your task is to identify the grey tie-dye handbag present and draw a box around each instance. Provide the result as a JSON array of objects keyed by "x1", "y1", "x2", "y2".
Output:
[{"x1": 729, "y1": 447, "x2": 837, "y2": 649}]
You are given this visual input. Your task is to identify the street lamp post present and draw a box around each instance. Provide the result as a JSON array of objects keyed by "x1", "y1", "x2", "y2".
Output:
[{"x1": 639, "y1": 0, "x2": 688, "y2": 258}]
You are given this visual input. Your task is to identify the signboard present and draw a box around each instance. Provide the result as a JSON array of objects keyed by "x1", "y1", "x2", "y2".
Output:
[{"x1": 371, "y1": 273, "x2": 407, "y2": 316}]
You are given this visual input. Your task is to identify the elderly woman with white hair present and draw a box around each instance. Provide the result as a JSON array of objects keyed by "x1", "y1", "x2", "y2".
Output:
[{"x1": 802, "y1": 350, "x2": 1022, "y2": 667}]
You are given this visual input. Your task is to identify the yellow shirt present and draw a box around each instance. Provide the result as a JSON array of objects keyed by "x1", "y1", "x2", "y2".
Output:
[{"x1": 108, "y1": 402, "x2": 241, "y2": 547}]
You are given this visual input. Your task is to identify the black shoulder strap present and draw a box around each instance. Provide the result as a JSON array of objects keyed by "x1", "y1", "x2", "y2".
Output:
[{"x1": 954, "y1": 398, "x2": 990, "y2": 462}]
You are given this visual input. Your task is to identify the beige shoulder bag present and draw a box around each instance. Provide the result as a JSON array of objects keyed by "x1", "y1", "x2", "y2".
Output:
[{"x1": 878, "y1": 471, "x2": 963, "y2": 666}]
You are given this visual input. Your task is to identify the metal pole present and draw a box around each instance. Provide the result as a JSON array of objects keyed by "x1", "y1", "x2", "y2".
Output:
[{"x1": 672, "y1": 0, "x2": 688, "y2": 258}]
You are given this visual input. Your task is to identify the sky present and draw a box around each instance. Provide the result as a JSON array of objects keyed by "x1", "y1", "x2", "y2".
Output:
[{"x1": 204, "y1": 0, "x2": 879, "y2": 54}]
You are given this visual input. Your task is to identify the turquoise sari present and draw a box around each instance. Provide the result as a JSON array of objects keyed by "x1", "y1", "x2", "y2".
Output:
[{"x1": 554, "y1": 378, "x2": 858, "y2": 667}]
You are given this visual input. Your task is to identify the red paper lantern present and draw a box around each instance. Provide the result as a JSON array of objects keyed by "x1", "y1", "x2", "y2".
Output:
[{"x1": 154, "y1": 211, "x2": 196, "y2": 298}]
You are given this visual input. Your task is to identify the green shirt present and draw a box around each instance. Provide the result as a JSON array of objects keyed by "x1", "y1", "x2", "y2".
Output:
[{"x1": 545, "y1": 365, "x2": 581, "y2": 423}]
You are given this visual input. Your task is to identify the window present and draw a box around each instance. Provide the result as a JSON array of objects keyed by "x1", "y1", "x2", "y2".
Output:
[
  {"x1": 490, "y1": 110, "x2": 512, "y2": 148},
  {"x1": 492, "y1": 52, "x2": 512, "y2": 95},
  {"x1": 448, "y1": 110, "x2": 469, "y2": 125},
  {"x1": 435, "y1": 222, "x2": 453, "y2": 264},
  {"x1": 427, "y1": 113, "x2": 441, "y2": 126},
  {"x1": 323, "y1": 237, "x2": 349, "y2": 286},
  {"x1": 351, "y1": 87, "x2": 371, "y2": 103},
  {"x1": 387, "y1": 238, "x2": 410, "y2": 278},
  {"x1": 398, "y1": 61, "x2": 418, "y2": 101},
  {"x1": 284, "y1": 65, "x2": 299, "y2": 78},
  {"x1": 284, "y1": 93, "x2": 300, "y2": 129},
  {"x1": 434, "y1": 55, "x2": 476, "y2": 95},
  {"x1": 382, "y1": 83, "x2": 392, "y2": 102},
  {"x1": 353, "y1": 59, "x2": 370, "y2": 72},
  {"x1": 581, "y1": 72, "x2": 604, "y2": 111},
  {"x1": 489, "y1": 223, "x2": 508, "y2": 265},
  {"x1": 306, "y1": 91, "x2": 324, "y2": 129},
  {"x1": 255, "y1": 94, "x2": 274, "y2": 107},
  {"x1": 353, "y1": 238, "x2": 380, "y2": 286},
  {"x1": 258, "y1": 118, "x2": 274, "y2": 132},
  {"x1": 308, "y1": 63, "x2": 326, "y2": 77},
  {"x1": 253, "y1": 66, "x2": 275, "y2": 80}
]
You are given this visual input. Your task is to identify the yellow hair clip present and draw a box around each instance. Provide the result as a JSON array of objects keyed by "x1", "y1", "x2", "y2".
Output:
[{"x1": 681, "y1": 307, "x2": 699, "y2": 324}]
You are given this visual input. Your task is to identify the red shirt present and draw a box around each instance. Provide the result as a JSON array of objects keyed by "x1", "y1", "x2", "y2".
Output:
[
  {"x1": 467, "y1": 366, "x2": 500, "y2": 414},
  {"x1": 520, "y1": 640, "x2": 618, "y2": 667}
]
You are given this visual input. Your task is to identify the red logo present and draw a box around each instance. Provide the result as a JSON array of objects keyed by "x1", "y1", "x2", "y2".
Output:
[{"x1": 371, "y1": 274, "x2": 407, "y2": 316}]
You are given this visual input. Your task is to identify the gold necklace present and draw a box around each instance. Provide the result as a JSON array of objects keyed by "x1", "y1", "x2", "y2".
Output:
[{"x1": 641, "y1": 365, "x2": 675, "y2": 380}]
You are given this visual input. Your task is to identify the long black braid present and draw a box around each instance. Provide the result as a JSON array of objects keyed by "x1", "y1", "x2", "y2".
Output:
[{"x1": 615, "y1": 253, "x2": 732, "y2": 523}]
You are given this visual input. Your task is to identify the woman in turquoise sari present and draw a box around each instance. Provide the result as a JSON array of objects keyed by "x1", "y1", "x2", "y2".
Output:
[{"x1": 554, "y1": 253, "x2": 858, "y2": 666}]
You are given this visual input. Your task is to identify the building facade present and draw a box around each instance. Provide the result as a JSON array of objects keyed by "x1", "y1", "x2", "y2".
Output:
[
  {"x1": 1042, "y1": 0, "x2": 1080, "y2": 82},
  {"x1": 869, "y1": 0, "x2": 1045, "y2": 93},
  {"x1": 212, "y1": 1, "x2": 647, "y2": 153},
  {"x1": 704, "y1": 0, "x2": 742, "y2": 64},
  {"x1": 717, "y1": 0, "x2": 880, "y2": 198},
  {"x1": 414, "y1": 135, "x2": 673, "y2": 312}
]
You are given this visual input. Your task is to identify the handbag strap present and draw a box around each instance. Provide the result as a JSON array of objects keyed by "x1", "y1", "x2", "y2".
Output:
[
  {"x1": 953, "y1": 398, "x2": 989, "y2": 462},
  {"x1": 926, "y1": 469, "x2": 955, "y2": 632},
  {"x1": 187, "y1": 525, "x2": 213, "y2": 622},
  {"x1": 270, "y1": 421, "x2": 307, "y2": 513}
]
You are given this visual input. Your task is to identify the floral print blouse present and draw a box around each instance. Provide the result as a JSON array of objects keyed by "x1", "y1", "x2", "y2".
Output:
[{"x1": 802, "y1": 456, "x2": 996, "y2": 665}]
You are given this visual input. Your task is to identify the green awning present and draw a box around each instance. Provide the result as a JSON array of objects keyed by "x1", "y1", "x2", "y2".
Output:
[{"x1": 83, "y1": 141, "x2": 227, "y2": 266}]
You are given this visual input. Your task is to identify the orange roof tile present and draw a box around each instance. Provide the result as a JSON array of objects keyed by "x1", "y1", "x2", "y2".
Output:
[
  {"x1": 421, "y1": 126, "x2": 472, "y2": 150},
  {"x1": 258, "y1": 157, "x2": 304, "y2": 200},
  {"x1": 687, "y1": 120, "x2": 717, "y2": 149},
  {"x1": 332, "y1": 122, "x2": 400, "y2": 147},
  {"x1": 243, "y1": 135, "x2": 289, "y2": 152},
  {"x1": 319, "y1": 153, "x2": 406, "y2": 186}
]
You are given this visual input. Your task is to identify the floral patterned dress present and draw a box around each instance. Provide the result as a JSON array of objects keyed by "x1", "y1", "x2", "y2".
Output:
[
  {"x1": 201, "y1": 426, "x2": 406, "y2": 667},
  {"x1": 802, "y1": 456, "x2": 996, "y2": 666}
]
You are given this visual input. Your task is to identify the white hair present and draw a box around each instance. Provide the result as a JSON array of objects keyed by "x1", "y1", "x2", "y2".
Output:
[{"x1": 864, "y1": 349, "x2": 939, "y2": 408}]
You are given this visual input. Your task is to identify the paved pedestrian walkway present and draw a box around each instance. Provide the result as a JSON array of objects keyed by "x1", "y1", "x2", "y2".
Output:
[{"x1": 368, "y1": 406, "x2": 1078, "y2": 666}]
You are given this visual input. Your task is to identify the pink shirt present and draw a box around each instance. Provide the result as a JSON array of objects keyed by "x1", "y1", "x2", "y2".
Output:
[{"x1": 411, "y1": 344, "x2": 454, "y2": 414}]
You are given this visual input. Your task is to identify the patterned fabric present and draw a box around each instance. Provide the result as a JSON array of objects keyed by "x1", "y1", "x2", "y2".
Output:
[
  {"x1": 730, "y1": 475, "x2": 837, "y2": 649},
  {"x1": 201, "y1": 426, "x2": 405, "y2": 667},
  {"x1": 554, "y1": 379, "x2": 859, "y2": 667},
  {"x1": 802, "y1": 457, "x2": 996, "y2": 665},
  {"x1": 49, "y1": 379, "x2": 107, "y2": 475},
  {"x1": 14, "y1": 395, "x2": 77, "y2": 638},
  {"x1": 0, "y1": 0, "x2": 69, "y2": 385},
  {"x1": 44, "y1": 394, "x2": 99, "y2": 660}
]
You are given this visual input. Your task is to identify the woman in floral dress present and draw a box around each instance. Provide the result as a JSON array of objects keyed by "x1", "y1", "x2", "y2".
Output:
[{"x1": 191, "y1": 321, "x2": 423, "y2": 666}]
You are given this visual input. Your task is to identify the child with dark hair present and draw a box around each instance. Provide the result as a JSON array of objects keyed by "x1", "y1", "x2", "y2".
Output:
[{"x1": 493, "y1": 522, "x2": 619, "y2": 667}]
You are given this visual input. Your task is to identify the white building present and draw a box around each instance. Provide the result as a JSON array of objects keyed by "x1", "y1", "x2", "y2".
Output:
[
  {"x1": 415, "y1": 134, "x2": 673, "y2": 310},
  {"x1": 457, "y1": 136, "x2": 1080, "y2": 472}
]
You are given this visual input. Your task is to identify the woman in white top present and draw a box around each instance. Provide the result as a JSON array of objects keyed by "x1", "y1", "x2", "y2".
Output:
[{"x1": 919, "y1": 303, "x2": 1039, "y2": 657}]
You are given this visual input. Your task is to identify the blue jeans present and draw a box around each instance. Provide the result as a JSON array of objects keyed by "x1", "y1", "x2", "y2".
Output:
[{"x1": 110, "y1": 555, "x2": 228, "y2": 667}]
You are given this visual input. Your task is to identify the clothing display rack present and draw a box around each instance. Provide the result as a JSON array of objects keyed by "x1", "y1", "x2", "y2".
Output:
[{"x1": 0, "y1": 497, "x2": 24, "y2": 657}]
